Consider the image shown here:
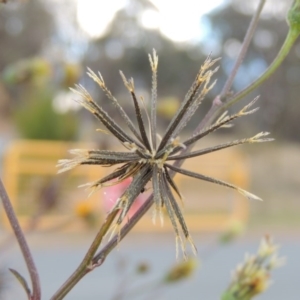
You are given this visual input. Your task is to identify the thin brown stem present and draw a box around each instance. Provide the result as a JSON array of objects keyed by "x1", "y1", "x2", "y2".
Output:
[
  {"x1": 0, "y1": 178, "x2": 41, "y2": 300},
  {"x1": 220, "y1": 0, "x2": 267, "y2": 98},
  {"x1": 191, "y1": 0, "x2": 267, "y2": 132},
  {"x1": 92, "y1": 195, "x2": 154, "y2": 264}
]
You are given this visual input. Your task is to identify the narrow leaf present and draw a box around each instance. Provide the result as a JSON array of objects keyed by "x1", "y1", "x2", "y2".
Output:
[
  {"x1": 159, "y1": 170, "x2": 182, "y2": 257},
  {"x1": 152, "y1": 164, "x2": 163, "y2": 225},
  {"x1": 114, "y1": 165, "x2": 152, "y2": 225},
  {"x1": 166, "y1": 163, "x2": 262, "y2": 201},
  {"x1": 71, "y1": 85, "x2": 141, "y2": 146},
  {"x1": 162, "y1": 173, "x2": 189, "y2": 238},
  {"x1": 164, "y1": 166, "x2": 182, "y2": 200},
  {"x1": 168, "y1": 133, "x2": 273, "y2": 161},
  {"x1": 120, "y1": 71, "x2": 151, "y2": 151},
  {"x1": 149, "y1": 49, "x2": 159, "y2": 149},
  {"x1": 87, "y1": 68, "x2": 144, "y2": 144},
  {"x1": 171, "y1": 96, "x2": 261, "y2": 155},
  {"x1": 9, "y1": 268, "x2": 31, "y2": 299},
  {"x1": 158, "y1": 57, "x2": 219, "y2": 152}
]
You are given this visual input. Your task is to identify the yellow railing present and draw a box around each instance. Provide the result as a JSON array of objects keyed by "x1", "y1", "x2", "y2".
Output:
[
  {"x1": 1, "y1": 139, "x2": 250, "y2": 232},
  {"x1": 2, "y1": 140, "x2": 103, "y2": 230}
]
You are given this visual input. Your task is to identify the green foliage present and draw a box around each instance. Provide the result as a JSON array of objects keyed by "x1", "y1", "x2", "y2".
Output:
[
  {"x1": 288, "y1": 0, "x2": 300, "y2": 32},
  {"x1": 2, "y1": 57, "x2": 51, "y2": 85},
  {"x1": 14, "y1": 88, "x2": 78, "y2": 141}
]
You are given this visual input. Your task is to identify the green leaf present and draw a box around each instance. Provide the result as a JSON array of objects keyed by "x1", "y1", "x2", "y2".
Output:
[{"x1": 9, "y1": 268, "x2": 32, "y2": 299}]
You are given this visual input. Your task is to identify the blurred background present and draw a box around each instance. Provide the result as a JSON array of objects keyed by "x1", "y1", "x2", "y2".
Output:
[{"x1": 0, "y1": 0, "x2": 299, "y2": 299}]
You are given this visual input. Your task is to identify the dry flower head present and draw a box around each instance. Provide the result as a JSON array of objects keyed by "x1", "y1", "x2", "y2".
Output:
[{"x1": 57, "y1": 50, "x2": 273, "y2": 258}]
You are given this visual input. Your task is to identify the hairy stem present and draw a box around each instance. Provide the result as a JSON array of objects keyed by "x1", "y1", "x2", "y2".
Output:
[{"x1": 0, "y1": 178, "x2": 41, "y2": 300}]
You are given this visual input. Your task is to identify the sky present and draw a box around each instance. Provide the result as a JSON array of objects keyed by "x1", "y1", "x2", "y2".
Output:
[{"x1": 76, "y1": 0, "x2": 226, "y2": 42}]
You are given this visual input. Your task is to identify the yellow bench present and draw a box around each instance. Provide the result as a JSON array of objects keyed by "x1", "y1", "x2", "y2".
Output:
[{"x1": 1, "y1": 139, "x2": 250, "y2": 232}]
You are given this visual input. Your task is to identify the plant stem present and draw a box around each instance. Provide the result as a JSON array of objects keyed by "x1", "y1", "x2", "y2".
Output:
[
  {"x1": 175, "y1": 0, "x2": 267, "y2": 141},
  {"x1": 0, "y1": 178, "x2": 41, "y2": 300},
  {"x1": 92, "y1": 195, "x2": 153, "y2": 264},
  {"x1": 220, "y1": 0, "x2": 266, "y2": 98},
  {"x1": 222, "y1": 28, "x2": 300, "y2": 111},
  {"x1": 50, "y1": 209, "x2": 119, "y2": 300}
]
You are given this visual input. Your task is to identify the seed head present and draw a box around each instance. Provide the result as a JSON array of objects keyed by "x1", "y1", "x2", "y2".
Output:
[{"x1": 58, "y1": 50, "x2": 272, "y2": 257}]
